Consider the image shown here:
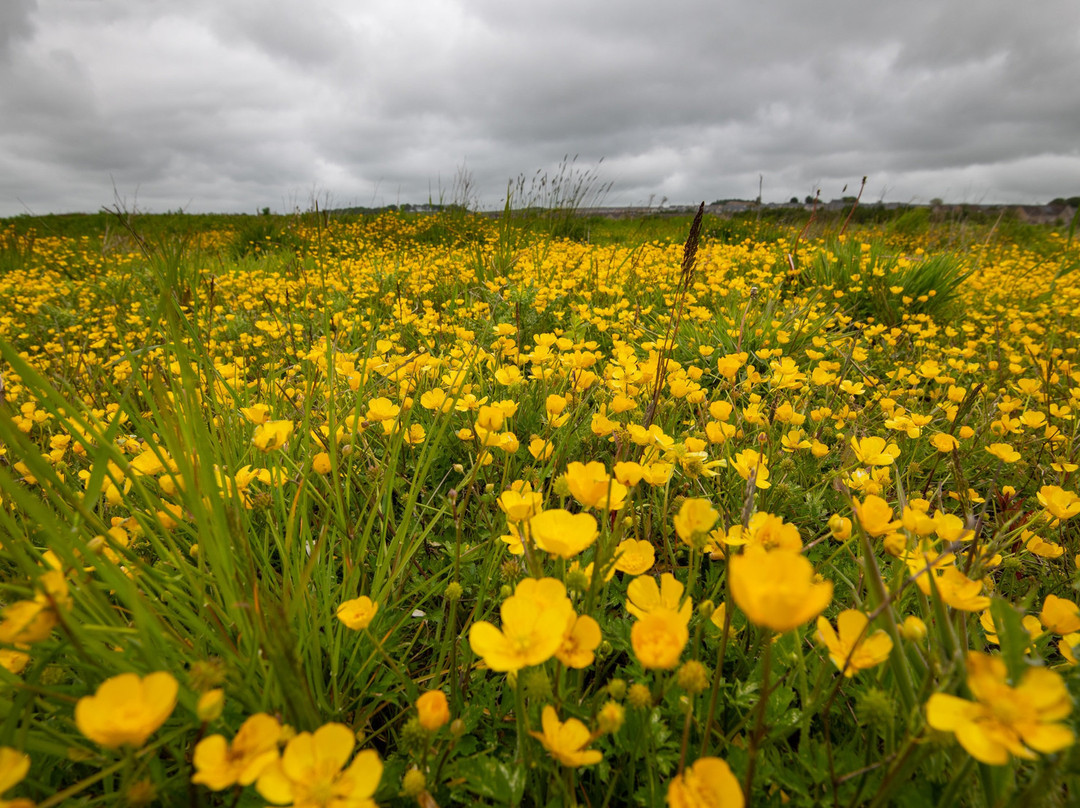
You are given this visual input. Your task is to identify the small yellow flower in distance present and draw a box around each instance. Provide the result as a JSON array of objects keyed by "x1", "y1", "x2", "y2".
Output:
[
  {"x1": 256, "y1": 723, "x2": 382, "y2": 806},
  {"x1": 673, "y1": 498, "x2": 719, "y2": 545},
  {"x1": 497, "y1": 488, "x2": 543, "y2": 522},
  {"x1": 851, "y1": 436, "x2": 900, "y2": 466},
  {"x1": 557, "y1": 614, "x2": 602, "y2": 668},
  {"x1": 76, "y1": 672, "x2": 178, "y2": 748},
  {"x1": 530, "y1": 705, "x2": 602, "y2": 767},
  {"x1": 828, "y1": 514, "x2": 852, "y2": 541},
  {"x1": 416, "y1": 690, "x2": 450, "y2": 731},
  {"x1": 731, "y1": 449, "x2": 770, "y2": 489},
  {"x1": 985, "y1": 443, "x2": 1021, "y2": 463},
  {"x1": 336, "y1": 596, "x2": 378, "y2": 630},
  {"x1": 312, "y1": 452, "x2": 332, "y2": 475},
  {"x1": 930, "y1": 433, "x2": 959, "y2": 452},
  {"x1": 816, "y1": 610, "x2": 893, "y2": 677},
  {"x1": 1037, "y1": 485, "x2": 1080, "y2": 520},
  {"x1": 597, "y1": 700, "x2": 625, "y2": 734},
  {"x1": 730, "y1": 546, "x2": 832, "y2": 633},
  {"x1": 613, "y1": 538, "x2": 655, "y2": 575},
  {"x1": 631, "y1": 608, "x2": 689, "y2": 669},
  {"x1": 365, "y1": 397, "x2": 400, "y2": 423},
  {"x1": 666, "y1": 756, "x2": 744, "y2": 808},
  {"x1": 853, "y1": 495, "x2": 900, "y2": 537},
  {"x1": 926, "y1": 652, "x2": 1074, "y2": 765},
  {"x1": 1040, "y1": 594, "x2": 1080, "y2": 634},
  {"x1": 564, "y1": 461, "x2": 628, "y2": 510},
  {"x1": 626, "y1": 573, "x2": 692, "y2": 624},
  {"x1": 252, "y1": 420, "x2": 293, "y2": 452},
  {"x1": 900, "y1": 615, "x2": 928, "y2": 642},
  {"x1": 192, "y1": 713, "x2": 282, "y2": 790},
  {"x1": 468, "y1": 578, "x2": 574, "y2": 672},
  {"x1": 240, "y1": 403, "x2": 271, "y2": 424},
  {"x1": 196, "y1": 688, "x2": 225, "y2": 723},
  {"x1": 529, "y1": 509, "x2": 598, "y2": 559}
]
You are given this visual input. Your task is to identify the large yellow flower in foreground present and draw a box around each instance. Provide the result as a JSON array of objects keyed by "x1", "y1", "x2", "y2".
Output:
[
  {"x1": 666, "y1": 756, "x2": 744, "y2": 808},
  {"x1": 530, "y1": 706, "x2": 602, "y2": 767},
  {"x1": 815, "y1": 610, "x2": 893, "y2": 677},
  {"x1": 75, "y1": 671, "x2": 178, "y2": 748},
  {"x1": 469, "y1": 578, "x2": 574, "y2": 671},
  {"x1": 730, "y1": 546, "x2": 832, "y2": 632},
  {"x1": 257, "y1": 723, "x2": 382, "y2": 808},
  {"x1": 192, "y1": 713, "x2": 282, "y2": 790},
  {"x1": 926, "y1": 652, "x2": 1074, "y2": 765}
]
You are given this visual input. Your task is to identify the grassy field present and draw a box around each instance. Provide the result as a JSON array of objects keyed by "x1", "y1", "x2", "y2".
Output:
[{"x1": 1, "y1": 204, "x2": 1079, "y2": 806}]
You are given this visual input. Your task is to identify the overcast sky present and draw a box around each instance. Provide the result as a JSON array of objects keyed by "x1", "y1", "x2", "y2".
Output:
[{"x1": 2, "y1": 0, "x2": 1079, "y2": 216}]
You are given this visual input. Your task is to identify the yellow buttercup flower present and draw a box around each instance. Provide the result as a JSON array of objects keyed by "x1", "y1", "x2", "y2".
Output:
[
  {"x1": 192, "y1": 713, "x2": 282, "y2": 790},
  {"x1": 256, "y1": 723, "x2": 382, "y2": 807},
  {"x1": 731, "y1": 449, "x2": 770, "y2": 489},
  {"x1": 666, "y1": 756, "x2": 744, "y2": 808},
  {"x1": 730, "y1": 546, "x2": 832, "y2": 632},
  {"x1": 851, "y1": 436, "x2": 900, "y2": 466},
  {"x1": 252, "y1": 420, "x2": 294, "y2": 451},
  {"x1": 336, "y1": 596, "x2": 378, "y2": 630},
  {"x1": 1040, "y1": 594, "x2": 1080, "y2": 634},
  {"x1": 557, "y1": 614, "x2": 602, "y2": 668},
  {"x1": 626, "y1": 573, "x2": 692, "y2": 624},
  {"x1": 530, "y1": 706, "x2": 602, "y2": 767},
  {"x1": 612, "y1": 538, "x2": 655, "y2": 575},
  {"x1": 926, "y1": 652, "x2": 1074, "y2": 765},
  {"x1": 564, "y1": 461, "x2": 627, "y2": 510},
  {"x1": 815, "y1": 610, "x2": 893, "y2": 677},
  {"x1": 672, "y1": 498, "x2": 719, "y2": 545},
  {"x1": 853, "y1": 495, "x2": 900, "y2": 538},
  {"x1": 415, "y1": 690, "x2": 450, "y2": 731},
  {"x1": 0, "y1": 747, "x2": 31, "y2": 803},
  {"x1": 529, "y1": 509, "x2": 598, "y2": 559},
  {"x1": 1036, "y1": 485, "x2": 1080, "y2": 520},
  {"x1": 75, "y1": 672, "x2": 178, "y2": 749},
  {"x1": 631, "y1": 608, "x2": 689, "y2": 669},
  {"x1": 468, "y1": 578, "x2": 574, "y2": 672}
]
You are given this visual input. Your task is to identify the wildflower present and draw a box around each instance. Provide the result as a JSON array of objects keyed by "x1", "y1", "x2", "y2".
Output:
[
  {"x1": 256, "y1": 723, "x2": 382, "y2": 807},
  {"x1": 1037, "y1": 485, "x2": 1080, "y2": 521},
  {"x1": 980, "y1": 610, "x2": 1043, "y2": 649},
  {"x1": 468, "y1": 578, "x2": 574, "y2": 672},
  {"x1": 930, "y1": 566, "x2": 991, "y2": 612},
  {"x1": 631, "y1": 608, "x2": 689, "y2": 670},
  {"x1": 930, "y1": 433, "x2": 959, "y2": 452},
  {"x1": 0, "y1": 747, "x2": 31, "y2": 806},
  {"x1": 529, "y1": 509, "x2": 598, "y2": 559},
  {"x1": 597, "y1": 701, "x2": 625, "y2": 734},
  {"x1": 1040, "y1": 594, "x2": 1080, "y2": 634},
  {"x1": 336, "y1": 596, "x2": 378, "y2": 630},
  {"x1": 900, "y1": 615, "x2": 927, "y2": 642},
  {"x1": 730, "y1": 546, "x2": 832, "y2": 633},
  {"x1": 676, "y1": 660, "x2": 710, "y2": 694},
  {"x1": 673, "y1": 498, "x2": 719, "y2": 546},
  {"x1": 926, "y1": 652, "x2": 1074, "y2": 765},
  {"x1": 497, "y1": 488, "x2": 543, "y2": 522},
  {"x1": 530, "y1": 706, "x2": 602, "y2": 767},
  {"x1": 75, "y1": 672, "x2": 178, "y2": 749},
  {"x1": 731, "y1": 449, "x2": 770, "y2": 489},
  {"x1": 612, "y1": 538, "x2": 655, "y2": 575},
  {"x1": 985, "y1": 443, "x2": 1021, "y2": 463},
  {"x1": 724, "y1": 512, "x2": 802, "y2": 552},
  {"x1": 816, "y1": 610, "x2": 893, "y2": 677},
  {"x1": 666, "y1": 756, "x2": 744, "y2": 808},
  {"x1": 828, "y1": 514, "x2": 852, "y2": 541},
  {"x1": 415, "y1": 690, "x2": 450, "y2": 731},
  {"x1": 252, "y1": 420, "x2": 294, "y2": 451},
  {"x1": 626, "y1": 573, "x2": 692, "y2": 624},
  {"x1": 196, "y1": 689, "x2": 225, "y2": 723},
  {"x1": 853, "y1": 495, "x2": 900, "y2": 537},
  {"x1": 564, "y1": 461, "x2": 627, "y2": 510},
  {"x1": 557, "y1": 614, "x2": 602, "y2": 668},
  {"x1": 851, "y1": 436, "x2": 900, "y2": 466},
  {"x1": 192, "y1": 713, "x2": 282, "y2": 790},
  {"x1": 312, "y1": 452, "x2": 332, "y2": 475}
]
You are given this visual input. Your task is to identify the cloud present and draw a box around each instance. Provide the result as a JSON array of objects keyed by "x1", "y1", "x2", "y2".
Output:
[{"x1": 2, "y1": 0, "x2": 1079, "y2": 215}]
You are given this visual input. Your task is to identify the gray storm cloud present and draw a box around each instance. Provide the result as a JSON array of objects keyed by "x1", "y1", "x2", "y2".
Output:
[{"x1": 2, "y1": 0, "x2": 1078, "y2": 216}]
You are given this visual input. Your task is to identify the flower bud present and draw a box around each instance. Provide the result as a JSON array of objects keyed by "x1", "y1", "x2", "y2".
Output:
[
  {"x1": 416, "y1": 690, "x2": 450, "y2": 731},
  {"x1": 195, "y1": 688, "x2": 224, "y2": 723}
]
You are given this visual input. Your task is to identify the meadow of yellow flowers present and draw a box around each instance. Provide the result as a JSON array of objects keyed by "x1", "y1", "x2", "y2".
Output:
[{"x1": 0, "y1": 207, "x2": 1078, "y2": 806}]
